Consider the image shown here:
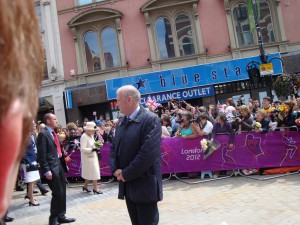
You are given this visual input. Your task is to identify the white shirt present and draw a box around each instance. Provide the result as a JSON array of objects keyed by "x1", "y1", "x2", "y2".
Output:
[{"x1": 202, "y1": 120, "x2": 213, "y2": 134}]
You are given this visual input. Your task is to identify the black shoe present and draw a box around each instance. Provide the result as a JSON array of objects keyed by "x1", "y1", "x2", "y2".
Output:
[
  {"x1": 57, "y1": 216, "x2": 76, "y2": 223},
  {"x1": 82, "y1": 187, "x2": 91, "y2": 193},
  {"x1": 29, "y1": 201, "x2": 40, "y2": 206},
  {"x1": 33, "y1": 190, "x2": 38, "y2": 194},
  {"x1": 93, "y1": 189, "x2": 103, "y2": 194},
  {"x1": 49, "y1": 217, "x2": 60, "y2": 225},
  {"x1": 15, "y1": 186, "x2": 24, "y2": 191},
  {"x1": 4, "y1": 216, "x2": 14, "y2": 222},
  {"x1": 41, "y1": 189, "x2": 49, "y2": 195}
]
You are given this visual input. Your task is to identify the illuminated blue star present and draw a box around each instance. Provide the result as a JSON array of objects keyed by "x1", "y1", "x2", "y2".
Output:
[{"x1": 135, "y1": 78, "x2": 147, "y2": 89}]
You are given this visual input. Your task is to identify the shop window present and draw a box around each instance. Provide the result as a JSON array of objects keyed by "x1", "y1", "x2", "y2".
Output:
[{"x1": 68, "y1": 8, "x2": 125, "y2": 74}]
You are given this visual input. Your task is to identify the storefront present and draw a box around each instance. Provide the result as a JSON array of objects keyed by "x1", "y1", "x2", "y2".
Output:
[{"x1": 106, "y1": 53, "x2": 283, "y2": 107}]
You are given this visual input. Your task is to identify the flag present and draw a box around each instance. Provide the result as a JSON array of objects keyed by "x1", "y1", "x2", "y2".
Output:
[
  {"x1": 247, "y1": 0, "x2": 260, "y2": 33},
  {"x1": 146, "y1": 96, "x2": 161, "y2": 110},
  {"x1": 64, "y1": 90, "x2": 73, "y2": 109}
]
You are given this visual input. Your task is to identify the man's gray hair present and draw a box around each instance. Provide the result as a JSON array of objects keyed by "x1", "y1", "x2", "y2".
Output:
[{"x1": 117, "y1": 85, "x2": 141, "y2": 104}]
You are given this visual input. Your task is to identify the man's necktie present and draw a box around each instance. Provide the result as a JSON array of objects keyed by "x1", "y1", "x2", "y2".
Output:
[
  {"x1": 52, "y1": 131, "x2": 62, "y2": 157},
  {"x1": 124, "y1": 116, "x2": 131, "y2": 124}
]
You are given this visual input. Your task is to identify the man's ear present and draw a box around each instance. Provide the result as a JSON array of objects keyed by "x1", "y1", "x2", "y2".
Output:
[{"x1": 0, "y1": 99, "x2": 24, "y2": 218}]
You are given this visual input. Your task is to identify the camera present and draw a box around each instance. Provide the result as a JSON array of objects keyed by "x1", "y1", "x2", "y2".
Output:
[
  {"x1": 154, "y1": 105, "x2": 165, "y2": 117},
  {"x1": 175, "y1": 113, "x2": 183, "y2": 123},
  {"x1": 270, "y1": 109, "x2": 279, "y2": 114},
  {"x1": 190, "y1": 118, "x2": 200, "y2": 123},
  {"x1": 170, "y1": 98, "x2": 182, "y2": 105}
]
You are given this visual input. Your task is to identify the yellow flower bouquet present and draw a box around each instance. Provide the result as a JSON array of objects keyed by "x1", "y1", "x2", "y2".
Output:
[{"x1": 253, "y1": 122, "x2": 261, "y2": 130}]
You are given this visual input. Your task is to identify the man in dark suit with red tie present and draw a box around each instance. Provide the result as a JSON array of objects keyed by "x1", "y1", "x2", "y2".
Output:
[
  {"x1": 110, "y1": 85, "x2": 163, "y2": 225},
  {"x1": 37, "y1": 113, "x2": 76, "y2": 225}
]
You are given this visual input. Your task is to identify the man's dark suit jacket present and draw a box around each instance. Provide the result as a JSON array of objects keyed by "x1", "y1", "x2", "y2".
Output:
[
  {"x1": 37, "y1": 129, "x2": 67, "y2": 175},
  {"x1": 110, "y1": 106, "x2": 163, "y2": 203}
]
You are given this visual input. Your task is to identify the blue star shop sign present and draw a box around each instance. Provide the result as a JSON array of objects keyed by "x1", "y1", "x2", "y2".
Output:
[
  {"x1": 105, "y1": 52, "x2": 283, "y2": 100},
  {"x1": 135, "y1": 78, "x2": 147, "y2": 89}
]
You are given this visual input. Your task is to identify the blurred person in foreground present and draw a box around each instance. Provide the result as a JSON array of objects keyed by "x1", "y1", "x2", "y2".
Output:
[
  {"x1": 110, "y1": 85, "x2": 163, "y2": 225},
  {"x1": 0, "y1": 0, "x2": 44, "y2": 223}
]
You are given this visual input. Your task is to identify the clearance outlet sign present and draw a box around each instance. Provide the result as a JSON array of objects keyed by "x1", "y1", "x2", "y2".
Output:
[{"x1": 105, "y1": 52, "x2": 283, "y2": 101}]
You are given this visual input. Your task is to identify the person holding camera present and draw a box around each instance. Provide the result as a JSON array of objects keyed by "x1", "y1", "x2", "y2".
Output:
[
  {"x1": 277, "y1": 101, "x2": 299, "y2": 130},
  {"x1": 80, "y1": 122, "x2": 102, "y2": 194},
  {"x1": 195, "y1": 113, "x2": 213, "y2": 136},
  {"x1": 65, "y1": 126, "x2": 80, "y2": 154},
  {"x1": 22, "y1": 132, "x2": 41, "y2": 206},
  {"x1": 235, "y1": 105, "x2": 254, "y2": 132},
  {"x1": 176, "y1": 112, "x2": 198, "y2": 139}
]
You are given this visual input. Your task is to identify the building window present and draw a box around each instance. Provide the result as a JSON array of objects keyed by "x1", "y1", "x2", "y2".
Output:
[
  {"x1": 155, "y1": 17, "x2": 175, "y2": 59},
  {"x1": 78, "y1": 0, "x2": 92, "y2": 6},
  {"x1": 233, "y1": 4, "x2": 254, "y2": 47},
  {"x1": 84, "y1": 31, "x2": 101, "y2": 72},
  {"x1": 230, "y1": 0, "x2": 276, "y2": 48},
  {"x1": 83, "y1": 28, "x2": 120, "y2": 73},
  {"x1": 68, "y1": 8, "x2": 125, "y2": 74},
  {"x1": 175, "y1": 14, "x2": 195, "y2": 56},
  {"x1": 154, "y1": 13, "x2": 196, "y2": 60},
  {"x1": 101, "y1": 28, "x2": 120, "y2": 69},
  {"x1": 259, "y1": 1, "x2": 275, "y2": 43},
  {"x1": 141, "y1": 0, "x2": 203, "y2": 62},
  {"x1": 78, "y1": 0, "x2": 105, "y2": 6}
]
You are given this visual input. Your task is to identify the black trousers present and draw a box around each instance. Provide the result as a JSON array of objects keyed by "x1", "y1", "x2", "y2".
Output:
[
  {"x1": 47, "y1": 162, "x2": 66, "y2": 219},
  {"x1": 125, "y1": 197, "x2": 159, "y2": 225}
]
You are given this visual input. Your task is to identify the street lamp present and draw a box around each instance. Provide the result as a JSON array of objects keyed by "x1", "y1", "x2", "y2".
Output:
[{"x1": 249, "y1": 0, "x2": 273, "y2": 100}]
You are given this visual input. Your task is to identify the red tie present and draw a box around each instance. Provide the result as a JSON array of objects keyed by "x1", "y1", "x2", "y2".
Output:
[{"x1": 52, "y1": 131, "x2": 62, "y2": 157}]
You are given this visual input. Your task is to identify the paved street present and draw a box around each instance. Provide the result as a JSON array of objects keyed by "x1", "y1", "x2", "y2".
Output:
[{"x1": 8, "y1": 174, "x2": 300, "y2": 225}]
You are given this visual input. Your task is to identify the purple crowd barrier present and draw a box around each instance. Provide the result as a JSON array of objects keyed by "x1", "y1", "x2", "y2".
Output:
[{"x1": 65, "y1": 131, "x2": 300, "y2": 177}]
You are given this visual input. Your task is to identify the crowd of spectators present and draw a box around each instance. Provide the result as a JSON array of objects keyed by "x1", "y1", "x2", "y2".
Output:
[
  {"x1": 31, "y1": 95, "x2": 300, "y2": 162},
  {"x1": 16, "y1": 94, "x2": 299, "y2": 186}
]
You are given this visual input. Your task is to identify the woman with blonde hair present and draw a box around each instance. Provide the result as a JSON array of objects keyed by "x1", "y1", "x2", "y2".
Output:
[
  {"x1": 80, "y1": 122, "x2": 103, "y2": 194},
  {"x1": 235, "y1": 105, "x2": 254, "y2": 131}
]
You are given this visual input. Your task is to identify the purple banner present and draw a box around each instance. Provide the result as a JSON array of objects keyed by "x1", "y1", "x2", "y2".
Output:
[
  {"x1": 66, "y1": 131, "x2": 300, "y2": 177},
  {"x1": 65, "y1": 143, "x2": 112, "y2": 177}
]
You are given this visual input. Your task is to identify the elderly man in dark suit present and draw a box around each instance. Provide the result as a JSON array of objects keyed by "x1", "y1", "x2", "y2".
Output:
[
  {"x1": 110, "y1": 85, "x2": 163, "y2": 225},
  {"x1": 37, "y1": 113, "x2": 76, "y2": 225}
]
